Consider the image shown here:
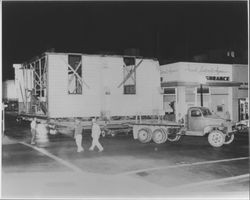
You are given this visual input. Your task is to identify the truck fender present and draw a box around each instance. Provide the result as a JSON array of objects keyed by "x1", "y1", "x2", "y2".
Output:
[
  {"x1": 204, "y1": 126, "x2": 213, "y2": 135},
  {"x1": 204, "y1": 125, "x2": 224, "y2": 135}
]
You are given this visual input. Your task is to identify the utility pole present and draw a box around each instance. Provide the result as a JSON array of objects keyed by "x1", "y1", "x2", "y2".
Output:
[
  {"x1": 200, "y1": 84, "x2": 203, "y2": 107},
  {"x1": 2, "y1": 103, "x2": 8, "y2": 137}
]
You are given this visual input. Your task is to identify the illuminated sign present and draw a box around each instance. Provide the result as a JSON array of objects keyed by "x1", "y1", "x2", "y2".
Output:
[{"x1": 206, "y1": 76, "x2": 229, "y2": 81}]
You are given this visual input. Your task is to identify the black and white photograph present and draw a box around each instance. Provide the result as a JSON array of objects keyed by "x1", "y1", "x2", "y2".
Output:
[{"x1": 1, "y1": 0, "x2": 249, "y2": 199}]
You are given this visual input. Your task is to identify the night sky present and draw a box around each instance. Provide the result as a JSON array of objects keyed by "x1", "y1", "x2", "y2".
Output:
[{"x1": 2, "y1": 1, "x2": 248, "y2": 81}]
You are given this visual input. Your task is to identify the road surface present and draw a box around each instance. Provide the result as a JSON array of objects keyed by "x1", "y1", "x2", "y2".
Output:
[{"x1": 2, "y1": 113, "x2": 249, "y2": 199}]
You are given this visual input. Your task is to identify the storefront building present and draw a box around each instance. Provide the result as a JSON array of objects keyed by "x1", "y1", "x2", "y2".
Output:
[{"x1": 160, "y1": 62, "x2": 248, "y2": 122}]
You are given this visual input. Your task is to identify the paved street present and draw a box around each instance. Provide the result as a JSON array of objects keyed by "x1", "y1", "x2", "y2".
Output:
[{"x1": 2, "y1": 113, "x2": 250, "y2": 199}]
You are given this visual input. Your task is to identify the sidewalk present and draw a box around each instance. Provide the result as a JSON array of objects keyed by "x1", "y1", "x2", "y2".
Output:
[{"x1": 1, "y1": 135, "x2": 20, "y2": 145}]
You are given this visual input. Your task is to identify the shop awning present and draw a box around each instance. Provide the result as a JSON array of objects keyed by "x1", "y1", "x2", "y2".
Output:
[{"x1": 161, "y1": 81, "x2": 242, "y2": 87}]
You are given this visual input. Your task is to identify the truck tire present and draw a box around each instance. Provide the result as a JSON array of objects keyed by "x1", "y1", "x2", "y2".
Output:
[
  {"x1": 138, "y1": 128, "x2": 152, "y2": 143},
  {"x1": 162, "y1": 128, "x2": 168, "y2": 143},
  {"x1": 101, "y1": 131, "x2": 106, "y2": 137},
  {"x1": 152, "y1": 128, "x2": 167, "y2": 144},
  {"x1": 208, "y1": 130, "x2": 225, "y2": 147},
  {"x1": 49, "y1": 129, "x2": 57, "y2": 135},
  {"x1": 166, "y1": 128, "x2": 181, "y2": 142},
  {"x1": 224, "y1": 134, "x2": 235, "y2": 145}
]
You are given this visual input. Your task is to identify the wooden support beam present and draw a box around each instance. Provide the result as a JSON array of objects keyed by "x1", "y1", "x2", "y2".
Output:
[{"x1": 39, "y1": 59, "x2": 42, "y2": 98}]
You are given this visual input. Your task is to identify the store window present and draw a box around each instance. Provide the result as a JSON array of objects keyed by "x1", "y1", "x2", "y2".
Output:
[
  {"x1": 197, "y1": 87, "x2": 210, "y2": 107},
  {"x1": 163, "y1": 88, "x2": 176, "y2": 113},
  {"x1": 123, "y1": 57, "x2": 136, "y2": 95},
  {"x1": 68, "y1": 55, "x2": 82, "y2": 94},
  {"x1": 197, "y1": 87, "x2": 209, "y2": 94},
  {"x1": 164, "y1": 88, "x2": 176, "y2": 94}
]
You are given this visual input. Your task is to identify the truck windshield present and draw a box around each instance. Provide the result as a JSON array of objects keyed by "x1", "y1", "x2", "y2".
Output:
[{"x1": 200, "y1": 108, "x2": 212, "y2": 116}]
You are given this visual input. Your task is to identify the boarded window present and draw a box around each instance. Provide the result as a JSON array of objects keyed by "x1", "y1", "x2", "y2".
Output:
[
  {"x1": 123, "y1": 57, "x2": 136, "y2": 94},
  {"x1": 68, "y1": 55, "x2": 82, "y2": 94}
]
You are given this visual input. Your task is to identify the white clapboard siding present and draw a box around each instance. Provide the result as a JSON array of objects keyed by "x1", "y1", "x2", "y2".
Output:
[
  {"x1": 48, "y1": 54, "x2": 102, "y2": 118},
  {"x1": 101, "y1": 57, "x2": 162, "y2": 116},
  {"x1": 48, "y1": 53, "x2": 162, "y2": 118}
]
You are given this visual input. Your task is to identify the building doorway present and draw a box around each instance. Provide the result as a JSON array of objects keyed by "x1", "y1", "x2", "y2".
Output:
[{"x1": 163, "y1": 88, "x2": 176, "y2": 121}]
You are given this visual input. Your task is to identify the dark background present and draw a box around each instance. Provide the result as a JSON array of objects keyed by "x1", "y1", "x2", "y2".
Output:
[{"x1": 2, "y1": 1, "x2": 248, "y2": 81}]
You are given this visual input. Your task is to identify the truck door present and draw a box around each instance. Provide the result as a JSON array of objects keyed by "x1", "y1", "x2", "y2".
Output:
[{"x1": 188, "y1": 108, "x2": 204, "y2": 131}]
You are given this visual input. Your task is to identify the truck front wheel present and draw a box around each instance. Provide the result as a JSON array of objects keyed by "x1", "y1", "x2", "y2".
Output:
[
  {"x1": 208, "y1": 130, "x2": 225, "y2": 147},
  {"x1": 224, "y1": 133, "x2": 235, "y2": 145}
]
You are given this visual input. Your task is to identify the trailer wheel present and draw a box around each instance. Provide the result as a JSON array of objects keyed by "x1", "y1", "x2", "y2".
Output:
[
  {"x1": 224, "y1": 133, "x2": 235, "y2": 145},
  {"x1": 208, "y1": 130, "x2": 225, "y2": 147},
  {"x1": 101, "y1": 131, "x2": 106, "y2": 137},
  {"x1": 111, "y1": 131, "x2": 116, "y2": 137},
  {"x1": 138, "y1": 128, "x2": 152, "y2": 143},
  {"x1": 16, "y1": 117, "x2": 23, "y2": 125},
  {"x1": 152, "y1": 128, "x2": 167, "y2": 144},
  {"x1": 49, "y1": 129, "x2": 57, "y2": 135}
]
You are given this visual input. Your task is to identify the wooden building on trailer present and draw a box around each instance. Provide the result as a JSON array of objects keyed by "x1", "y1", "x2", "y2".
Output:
[{"x1": 14, "y1": 52, "x2": 163, "y2": 120}]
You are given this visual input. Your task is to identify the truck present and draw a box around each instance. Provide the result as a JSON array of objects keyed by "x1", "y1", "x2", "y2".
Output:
[
  {"x1": 16, "y1": 105, "x2": 237, "y2": 148},
  {"x1": 132, "y1": 106, "x2": 237, "y2": 147},
  {"x1": 34, "y1": 106, "x2": 236, "y2": 148}
]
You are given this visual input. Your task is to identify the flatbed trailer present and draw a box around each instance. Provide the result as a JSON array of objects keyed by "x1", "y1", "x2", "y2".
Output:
[
  {"x1": 17, "y1": 113, "x2": 183, "y2": 142},
  {"x1": 17, "y1": 106, "x2": 238, "y2": 148}
]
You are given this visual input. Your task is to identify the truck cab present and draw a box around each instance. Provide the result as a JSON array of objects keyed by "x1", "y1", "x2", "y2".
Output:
[
  {"x1": 185, "y1": 107, "x2": 225, "y2": 136},
  {"x1": 184, "y1": 107, "x2": 236, "y2": 147}
]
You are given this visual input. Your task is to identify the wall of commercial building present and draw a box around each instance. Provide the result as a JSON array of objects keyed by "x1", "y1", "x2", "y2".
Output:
[
  {"x1": 232, "y1": 64, "x2": 248, "y2": 121},
  {"x1": 161, "y1": 62, "x2": 247, "y2": 122}
]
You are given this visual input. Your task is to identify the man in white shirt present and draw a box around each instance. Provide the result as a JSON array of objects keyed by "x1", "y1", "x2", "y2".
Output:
[
  {"x1": 89, "y1": 118, "x2": 104, "y2": 152},
  {"x1": 30, "y1": 118, "x2": 37, "y2": 145},
  {"x1": 74, "y1": 119, "x2": 84, "y2": 153}
]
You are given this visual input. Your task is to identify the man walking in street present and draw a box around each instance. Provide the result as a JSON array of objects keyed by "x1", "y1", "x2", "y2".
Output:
[
  {"x1": 74, "y1": 118, "x2": 84, "y2": 153},
  {"x1": 30, "y1": 117, "x2": 37, "y2": 145},
  {"x1": 89, "y1": 118, "x2": 104, "y2": 152}
]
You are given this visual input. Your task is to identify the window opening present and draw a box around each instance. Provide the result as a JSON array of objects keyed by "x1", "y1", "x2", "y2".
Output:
[
  {"x1": 68, "y1": 55, "x2": 82, "y2": 94},
  {"x1": 123, "y1": 57, "x2": 136, "y2": 94}
]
